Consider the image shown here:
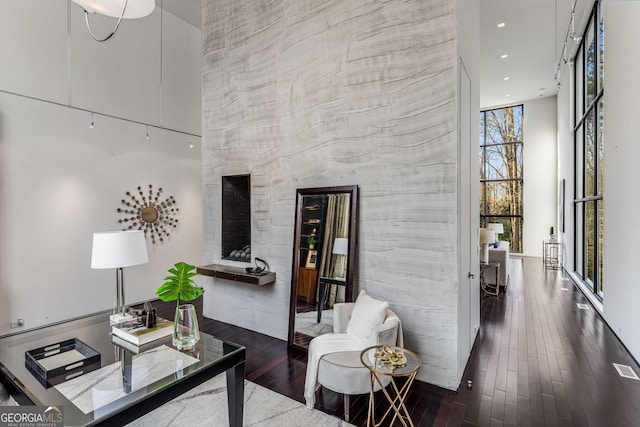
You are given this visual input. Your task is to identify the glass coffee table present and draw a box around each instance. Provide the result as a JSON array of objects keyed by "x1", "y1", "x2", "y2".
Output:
[{"x1": 0, "y1": 310, "x2": 245, "y2": 426}]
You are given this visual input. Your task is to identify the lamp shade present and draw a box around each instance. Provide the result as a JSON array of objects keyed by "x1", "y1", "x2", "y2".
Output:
[
  {"x1": 72, "y1": 0, "x2": 155, "y2": 19},
  {"x1": 91, "y1": 230, "x2": 149, "y2": 269},
  {"x1": 479, "y1": 229, "x2": 496, "y2": 245},
  {"x1": 487, "y1": 223, "x2": 504, "y2": 235},
  {"x1": 332, "y1": 238, "x2": 349, "y2": 256}
]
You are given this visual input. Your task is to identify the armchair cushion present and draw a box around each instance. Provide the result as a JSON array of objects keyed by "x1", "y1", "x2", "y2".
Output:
[
  {"x1": 346, "y1": 290, "x2": 389, "y2": 341},
  {"x1": 318, "y1": 350, "x2": 391, "y2": 395},
  {"x1": 333, "y1": 302, "x2": 355, "y2": 334}
]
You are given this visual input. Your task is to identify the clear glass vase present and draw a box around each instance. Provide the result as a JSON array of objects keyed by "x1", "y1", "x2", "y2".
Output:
[{"x1": 173, "y1": 304, "x2": 200, "y2": 350}]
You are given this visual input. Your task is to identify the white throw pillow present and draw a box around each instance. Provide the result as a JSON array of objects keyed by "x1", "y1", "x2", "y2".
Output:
[{"x1": 346, "y1": 290, "x2": 389, "y2": 341}]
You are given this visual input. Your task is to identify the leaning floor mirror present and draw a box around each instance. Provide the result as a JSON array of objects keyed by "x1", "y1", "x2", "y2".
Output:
[{"x1": 288, "y1": 185, "x2": 358, "y2": 351}]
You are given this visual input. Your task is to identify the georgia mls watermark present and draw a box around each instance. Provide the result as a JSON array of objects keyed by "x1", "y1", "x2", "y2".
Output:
[{"x1": 0, "y1": 406, "x2": 63, "y2": 427}]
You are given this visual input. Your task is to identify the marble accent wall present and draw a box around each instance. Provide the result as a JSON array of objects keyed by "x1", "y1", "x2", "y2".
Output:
[{"x1": 202, "y1": 0, "x2": 459, "y2": 388}]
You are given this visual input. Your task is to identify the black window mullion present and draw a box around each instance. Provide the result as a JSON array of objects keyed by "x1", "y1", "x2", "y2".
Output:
[{"x1": 573, "y1": 0, "x2": 604, "y2": 300}]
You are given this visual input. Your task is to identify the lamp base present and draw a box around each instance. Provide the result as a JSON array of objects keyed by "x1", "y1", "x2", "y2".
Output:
[
  {"x1": 480, "y1": 244, "x2": 490, "y2": 264},
  {"x1": 110, "y1": 312, "x2": 134, "y2": 325}
]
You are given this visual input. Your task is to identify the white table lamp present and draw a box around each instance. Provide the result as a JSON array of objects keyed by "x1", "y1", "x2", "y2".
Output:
[
  {"x1": 487, "y1": 223, "x2": 504, "y2": 243},
  {"x1": 332, "y1": 238, "x2": 349, "y2": 279},
  {"x1": 479, "y1": 229, "x2": 496, "y2": 264},
  {"x1": 333, "y1": 238, "x2": 349, "y2": 256},
  {"x1": 91, "y1": 230, "x2": 148, "y2": 324}
]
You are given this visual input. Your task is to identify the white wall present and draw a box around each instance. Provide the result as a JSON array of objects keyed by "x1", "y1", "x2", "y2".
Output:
[
  {"x1": 456, "y1": 0, "x2": 481, "y2": 386},
  {"x1": 600, "y1": 1, "x2": 640, "y2": 361},
  {"x1": 0, "y1": 94, "x2": 203, "y2": 334},
  {"x1": 557, "y1": 62, "x2": 574, "y2": 270},
  {"x1": 0, "y1": 1, "x2": 203, "y2": 335},
  {"x1": 202, "y1": 0, "x2": 461, "y2": 389},
  {"x1": 522, "y1": 96, "x2": 558, "y2": 257},
  {"x1": 555, "y1": 1, "x2": 640, "y2": 364}
]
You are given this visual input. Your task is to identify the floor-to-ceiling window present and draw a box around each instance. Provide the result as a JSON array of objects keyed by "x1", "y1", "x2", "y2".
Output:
[
  {"x1": 480, "y1": 105, "x2": 524, "y2": 253},
  {"x1": 574, "y1": 1, "x2": 604, "y2": 298}
]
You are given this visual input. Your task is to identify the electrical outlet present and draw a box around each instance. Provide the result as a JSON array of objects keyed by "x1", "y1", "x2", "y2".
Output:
[{"x1": 10, "y1": 318, "x2": 24, "y2": 328}]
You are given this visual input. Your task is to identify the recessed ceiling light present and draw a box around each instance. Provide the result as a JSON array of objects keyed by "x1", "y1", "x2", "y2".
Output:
[
  {"x1": 497, "y1": 22, "x2": 506, "y2": 28},
  {"x1": 539, "y1": 87, "x2": 546, "y2": 91},
  {"x1": 503, "y1": 77, "x2": 510, "y2": 81},
  {"x1": 505, "y1": 94, "x2": 511, "y2": 97},
  {"x1": 501, "y1": 54, "x2": 508, "y2": 59}
]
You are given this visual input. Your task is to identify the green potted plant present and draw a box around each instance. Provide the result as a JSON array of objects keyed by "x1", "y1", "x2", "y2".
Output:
[
  {"x1": 308, "y1": 236, "x2": 317, "y2": 249},
  {"x1": 156, "y1": 261, "x2": 205, "y2": 350}
]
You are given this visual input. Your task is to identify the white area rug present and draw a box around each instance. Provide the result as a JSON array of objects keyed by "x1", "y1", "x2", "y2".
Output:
[
  {"x1": 295, "y1": 310, "x2": 333, "y2": 338},
  {"x1": 0, "y1": 383, "x2": 17, "y2": 406},
  {"x1": 126, "y1": 373, "x2": 354, "y2": 427}
]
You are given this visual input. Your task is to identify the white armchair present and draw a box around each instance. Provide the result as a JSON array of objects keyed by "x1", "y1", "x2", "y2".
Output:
[{"x1": 304, "y1": 299, "x2": 403, "y2": 421}]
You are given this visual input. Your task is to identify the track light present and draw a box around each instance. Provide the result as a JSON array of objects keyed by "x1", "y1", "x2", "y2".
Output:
[
  {"x1": 189, "y1": 138, "x2": 194, "y2": 149},
  {"x1": 555, "y1": 0, "x2": 582, "y2": 81},
  {"x1": 89, "y1": 112, "x2": 94, "y2": 129},
  {"x1": 569, "y1": 9, "x2": 582, "y2": 43},
  {"x1": 146, "y1": 125, "x2": 150, "y2": 141}
]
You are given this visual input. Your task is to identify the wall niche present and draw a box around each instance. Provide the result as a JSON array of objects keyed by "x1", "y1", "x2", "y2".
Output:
[{"x1": 222, "y1": 175, "x2": 251, "y2": 262}]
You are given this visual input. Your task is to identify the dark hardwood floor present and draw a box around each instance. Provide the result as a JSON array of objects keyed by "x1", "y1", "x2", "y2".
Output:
[{"x1": 202, "y1": 257, "x2": 640, "y2": 426}]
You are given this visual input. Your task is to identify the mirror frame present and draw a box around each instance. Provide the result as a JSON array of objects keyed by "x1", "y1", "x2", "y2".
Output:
[{"x1": 288, "y1": 185, "x2": 359, "y2": 352}]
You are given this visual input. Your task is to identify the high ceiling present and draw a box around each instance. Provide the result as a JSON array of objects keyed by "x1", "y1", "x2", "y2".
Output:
[
  {"x1": 480, "y1": 0, "x2": 592, "y2": 109},
  {"x1": 161, "y1": 0, "x2": 594, "y2": 109}
]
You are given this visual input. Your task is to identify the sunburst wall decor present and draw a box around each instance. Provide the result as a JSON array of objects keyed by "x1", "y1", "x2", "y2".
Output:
[{"x1": 117, "y1": 184, "x2": 179, "y2": 244}]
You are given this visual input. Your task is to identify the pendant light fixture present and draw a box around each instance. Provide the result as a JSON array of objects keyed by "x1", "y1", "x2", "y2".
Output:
[{"x1": 71, "y1": 0, "x2": 155, "y2": 42}]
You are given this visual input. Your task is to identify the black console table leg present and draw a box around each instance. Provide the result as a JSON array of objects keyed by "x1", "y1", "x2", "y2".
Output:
[
  {"x1": 317, "y1": 281, "x2": 327, "y2": 323},
  {"x1": 226, "y1": 361, "x2": 245, "y2": 427}
]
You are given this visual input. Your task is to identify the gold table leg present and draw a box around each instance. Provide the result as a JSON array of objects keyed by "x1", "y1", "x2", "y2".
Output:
[
  {"x1": 367, "y1": 371, "x2": 375, "y2": 427},
  {"x1": 368, "y1": 371, "x2": 417, "y2": 427}
]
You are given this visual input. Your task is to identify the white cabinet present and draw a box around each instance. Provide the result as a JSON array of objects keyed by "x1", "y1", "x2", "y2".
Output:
[
  {"x1": 0, "y1": 0, "x2": 68, "y2": 104},
  {"x1": 0, "y1": 1, "x2": 201, "y2": 135},
  {"x1": 70, "y1": 6, "x2": 162, "y2": 126}
]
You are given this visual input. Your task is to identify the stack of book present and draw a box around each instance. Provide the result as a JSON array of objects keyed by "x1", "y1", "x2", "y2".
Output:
[{"x1": 112, "y1": 317, "x2": 173, "y2": 346}]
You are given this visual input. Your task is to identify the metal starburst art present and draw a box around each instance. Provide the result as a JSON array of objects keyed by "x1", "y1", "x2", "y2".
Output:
[{"x1": 117, "y1": 184, "x2": 179, "y2": 244}]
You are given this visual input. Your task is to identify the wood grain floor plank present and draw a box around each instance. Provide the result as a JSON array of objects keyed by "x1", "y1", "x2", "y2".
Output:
[
  {"x1": 490, "y1": 389, "x2": 506, "y2": 421},
  {"x1": 503, "y1": 401, "x2": 517, "y2": 426},
  {"x1": 541, "y1": 393, "x2": 560, "y2": 427},
  {"x1": 505, "y1": 369, "x2": 518, "y2": 405},
  {"x1": 494, "y1": 350, "x2": 509, "y2": 392}
]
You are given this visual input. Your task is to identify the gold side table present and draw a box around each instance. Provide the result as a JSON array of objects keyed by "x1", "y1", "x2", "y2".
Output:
[
  {"x1": 543, "y1": 239, "x2": 563, "y2": 270},
  {"x1": 360, "y1": 345, "x2": 421, "y2": 427}
]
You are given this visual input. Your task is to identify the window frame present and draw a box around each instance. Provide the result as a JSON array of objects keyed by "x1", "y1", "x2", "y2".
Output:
[
  {"x1": 573, "y1": 1, "x2": 604, "y2": 298},
  {"x1": 480, "y1": 104, "x2": 524, "y2": 253}
]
